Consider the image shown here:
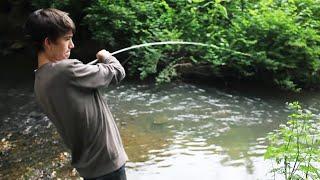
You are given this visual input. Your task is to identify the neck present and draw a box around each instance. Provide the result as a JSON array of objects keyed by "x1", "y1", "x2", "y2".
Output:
[{"x1": 37, "y1": 52, "x2": 51, "y2": 68}]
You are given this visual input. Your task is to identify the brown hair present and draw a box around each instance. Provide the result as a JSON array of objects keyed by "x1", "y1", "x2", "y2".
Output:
[{"x1": 24, "y1": 8, "x2": 76, "y2": 53}]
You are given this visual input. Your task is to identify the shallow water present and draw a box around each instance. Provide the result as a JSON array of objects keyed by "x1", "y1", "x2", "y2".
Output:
[{"x1": 1, "y1": 81, "x2": 319, "y2": 179}]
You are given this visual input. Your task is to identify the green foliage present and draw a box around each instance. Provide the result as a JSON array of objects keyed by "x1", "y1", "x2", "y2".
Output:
[
  {"x1": 237, "y1": 0, "x2": 320, "y2": 91},
  {"x1": 82, "y1": 0, "x2": 320, "y2": 90},
  {"x1": 265, "y1": 102, "x2": 320, "y2": 179},
  {"x1": 29, "y1": 0, "x2": 320, "y2": 91}
]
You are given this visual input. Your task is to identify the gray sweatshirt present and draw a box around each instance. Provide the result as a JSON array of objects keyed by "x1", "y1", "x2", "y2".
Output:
[{"x1": 34, "y1": 56, "x2": 128, "y2": 178}]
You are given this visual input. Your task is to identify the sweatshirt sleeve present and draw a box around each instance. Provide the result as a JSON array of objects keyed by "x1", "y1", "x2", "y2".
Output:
[{"x1": 67, "y1": 56, "x2": 126, "y2": 89}]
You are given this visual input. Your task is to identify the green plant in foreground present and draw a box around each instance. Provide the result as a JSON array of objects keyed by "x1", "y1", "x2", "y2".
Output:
[{"x1": 265, "y1": 102, "x2": 320, "y2": 180}]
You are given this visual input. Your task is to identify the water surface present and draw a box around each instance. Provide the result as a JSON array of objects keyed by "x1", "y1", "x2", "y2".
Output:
[{"x1": 1, "y1": 81, "x2": 319, "y2": 179}]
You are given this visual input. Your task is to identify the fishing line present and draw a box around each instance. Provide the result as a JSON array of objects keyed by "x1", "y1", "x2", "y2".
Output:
[{"x1": 87, "y1": 41, "x2": 251, "y2": 65}]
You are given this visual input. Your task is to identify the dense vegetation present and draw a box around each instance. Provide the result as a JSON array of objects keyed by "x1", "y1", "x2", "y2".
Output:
[{"x1": 3, "y1": 0, "x2": 320, "y2": 91}]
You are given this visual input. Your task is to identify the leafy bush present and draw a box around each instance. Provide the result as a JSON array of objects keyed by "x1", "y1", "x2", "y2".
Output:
[
  {"x1": 265, "y1": 102, "x2": 320, "y2": 179},
  {"x1": 30, "y1": 0, "x2": 320, "y2": 91},
  {"x1": 236, "y1": 0, "x2": 320, "y2": 91}
]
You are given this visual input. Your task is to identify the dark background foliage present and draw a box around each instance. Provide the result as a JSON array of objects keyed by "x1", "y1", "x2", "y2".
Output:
[{"x1": 1, "y1": 0, "x2": 319, "y2": 91}]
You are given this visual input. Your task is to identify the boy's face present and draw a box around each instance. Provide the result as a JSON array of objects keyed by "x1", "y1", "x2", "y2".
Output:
[{"x1": 47, "y1": 30, "x2": 74, "y2": 61}]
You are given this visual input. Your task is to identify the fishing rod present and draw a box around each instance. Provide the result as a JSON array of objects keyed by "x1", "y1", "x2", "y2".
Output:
[{"x1": 87, "y1": 41, "x2": 251, "y2": 65}]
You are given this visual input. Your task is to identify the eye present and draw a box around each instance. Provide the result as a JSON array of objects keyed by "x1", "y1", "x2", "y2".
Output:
[{"x1": 65, "y1": 36, "x2": 72, "y2": 41}]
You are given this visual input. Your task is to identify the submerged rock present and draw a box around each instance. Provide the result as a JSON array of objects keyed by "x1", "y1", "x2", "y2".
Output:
[{"x1": 152, "y1": 114, "x2": 169, "y2": 125}]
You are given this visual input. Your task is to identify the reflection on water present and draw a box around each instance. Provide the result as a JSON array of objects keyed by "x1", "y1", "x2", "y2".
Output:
[{"x1": 1, "y1": 81, "x2": 319, "y2": 179}]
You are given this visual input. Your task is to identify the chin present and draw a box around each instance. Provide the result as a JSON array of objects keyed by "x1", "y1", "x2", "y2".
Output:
[
  {"x1": 55, "y1": 57, "x2": 68, "y2": 61},
  {"x1": 61, "y1": 55, "x2": 70, "y2": 60}
]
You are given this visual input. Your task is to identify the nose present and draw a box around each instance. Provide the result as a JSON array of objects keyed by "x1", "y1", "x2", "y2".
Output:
[{"x1": 69, "y1": 39, "x2": 75, "y2": 49}]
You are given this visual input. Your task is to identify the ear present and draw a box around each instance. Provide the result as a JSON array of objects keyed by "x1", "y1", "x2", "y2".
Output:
[
  {"x1": 43, "y1": 37, "x2": 53, "y2": 51},
  {"x1": 43, "y1": 37, "x2": 54, "y2": 50}
]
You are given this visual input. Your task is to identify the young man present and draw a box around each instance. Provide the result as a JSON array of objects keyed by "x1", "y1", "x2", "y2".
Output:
[{"x1": 24, "y1": 8, "x2": 128, "y2": 180}]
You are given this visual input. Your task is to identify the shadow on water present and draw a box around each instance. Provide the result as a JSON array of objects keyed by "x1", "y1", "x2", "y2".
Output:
[{"x1": 1, "y1": 79, "x2": 320, "y2": 179}]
